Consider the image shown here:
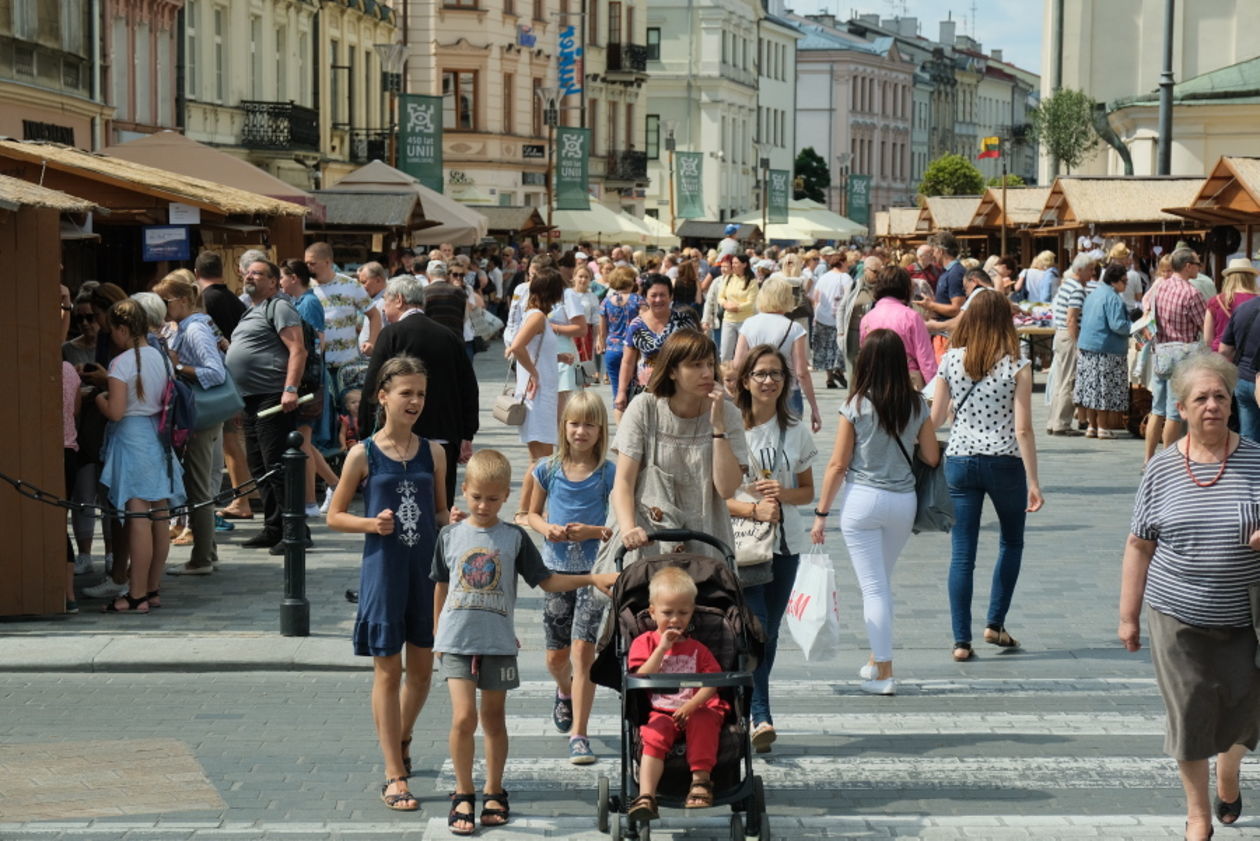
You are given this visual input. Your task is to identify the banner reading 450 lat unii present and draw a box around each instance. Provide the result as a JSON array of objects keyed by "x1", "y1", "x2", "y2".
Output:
[
  {"x1": 768, "y1": 169, "x2": 790, "y2": 224},
  {"x1": 675, "y1": 151, "x2": 704, "y2": 219},
  {"x1": 555, "y1": 126, "x2": 589, "y2": 211},
  {"x1": 399, "y1": 94, "x2": 443, "y2": 192}
]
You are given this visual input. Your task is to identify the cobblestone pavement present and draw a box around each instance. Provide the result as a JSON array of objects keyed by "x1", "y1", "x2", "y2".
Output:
[{"x1": 0, "y1": 351, "x2": 1245, "y2": 839}]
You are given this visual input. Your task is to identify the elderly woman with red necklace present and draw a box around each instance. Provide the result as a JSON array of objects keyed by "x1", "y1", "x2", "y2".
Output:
[{"x1": 1120, "y1": 352, "x2": 1260, "y2": 841}]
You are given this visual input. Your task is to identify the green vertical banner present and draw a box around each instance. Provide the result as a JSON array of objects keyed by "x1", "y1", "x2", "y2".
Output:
[
  {"x1": 675, "y1": 151, "x2": 704, "y2": 219},
  {"x1": 768, "y1": 169, "x2": 790, "y2": 224},
  {"x1": 848, "y1": 174, "x2": 871, "y2": 227},
  {"x1": 555, "y1": 126, "x2": 590, "y2": 211},
  {"x1": 399, "y1": 94, "x2": 443, "y2": 192}
]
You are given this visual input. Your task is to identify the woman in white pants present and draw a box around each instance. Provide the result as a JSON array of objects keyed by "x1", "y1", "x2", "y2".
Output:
[{"x1": 811, "y1": 329, "x2": 939, "y2": 695}]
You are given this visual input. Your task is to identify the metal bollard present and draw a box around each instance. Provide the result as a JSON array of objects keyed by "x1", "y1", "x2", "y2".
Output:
[{"x1": 280, "y1": 429, "x2": 310, "y2": 636}]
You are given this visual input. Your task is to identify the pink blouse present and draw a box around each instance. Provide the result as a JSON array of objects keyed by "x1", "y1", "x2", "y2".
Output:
[{"x1": 859, "y1": 297, "x2": 938, "y2": 382}]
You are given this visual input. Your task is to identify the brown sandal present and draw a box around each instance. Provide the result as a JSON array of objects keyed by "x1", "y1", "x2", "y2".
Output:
[
  {"x1": 380, "y1": 777, "x2": 418, "y2": 812},
  {"x1": 684, "y1": 779, "x2": 714, "y2": 808},
  {"x1": 627, "y1": 793, "x2": 659, "y2": 821},
  {"x1": 984, "y1": 627, "x2": 1020, "y2": 648}
]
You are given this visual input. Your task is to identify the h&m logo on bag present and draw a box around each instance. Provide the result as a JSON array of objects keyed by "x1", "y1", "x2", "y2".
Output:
[{"x1": 785, "y1": 590, "x2": 811, "y2": 621}]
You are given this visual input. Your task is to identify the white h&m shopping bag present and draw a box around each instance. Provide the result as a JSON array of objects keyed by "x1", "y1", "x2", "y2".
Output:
[{"x1": 785, "y1": 553, "x2": 842, "y2": 661}]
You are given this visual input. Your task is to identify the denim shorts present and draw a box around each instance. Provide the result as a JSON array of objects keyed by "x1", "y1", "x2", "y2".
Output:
[
  {"x1": 441, "y1": 653, "x2": 520, "y2": 690},
  {"x1": 1151, "y1": 374, "x2": 1182, "y2": 421},
  {"x1": 543, "y1": 585, "x2": 605, "y2": 649}
]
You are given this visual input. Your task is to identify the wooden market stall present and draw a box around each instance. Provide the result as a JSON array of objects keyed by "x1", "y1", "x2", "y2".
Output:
[
  {"x1": 915, "y1": 195, "x2": 986, "y2": 256},
  {"x1": 478, "y1": 206, "x2": 549, "y2": 243},
  {"x1": 1035, "y1": 176, "x2": 1207, "y2": 273},
  {"x1": 1162, "y1": 156, "x2": 1260, "y2": 268},
  {"x1": 967, "y1": 186, "x2": 1054, "y2": 265},
  {"x1": 876, "y1": 206, "x2": 924, "y2": 250},
  {"x1": 0, "y1": 140, "x2": 308, "y2": 293},
  {"x1": 308, "y1": 190, "x2": 437, "y2": 266},
  {"x1": 0, "y1": 175, "x2": 97, "y2": 617}
]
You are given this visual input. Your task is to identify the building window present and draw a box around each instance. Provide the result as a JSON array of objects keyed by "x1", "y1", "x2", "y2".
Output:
[
  {"x1": 250, "y1": 16, "x2": 263, "y2": 100},
  {"x1": 503, "y1": 72, "x2": 514, "y2": 133},
  {"x1": 533, "y1": 0, "x2": 543, "y2": 22},
  {"x1": 443, "y1": 70, "x2": 477, "y2": 130},
  {"x1": 721, "y1": 32, "x2": 727, "y2": 65},
  {"x1": 60, "y1": 0, "x2": 85, "y2": 54},
  {"x1": 505, "y1": 0, "x2": 514, "y2": 13},
  {"x1": 626, "y1": 7, "x2": 634, "y2": 43},
  {"x1": 186, "y1": 0, "x2": 198, "y2": 98},
  {"x1": 589, "y1": 98, "x2": 599, "y2": 154},
  {"x1": 276, "y1": 28, "x2": 287, "y2": 100},
  {"x1": 12, "y1": 0, "x2": 36, "y2": 39},
  {"x1": 299, "y1": 31, "x2": 309, "y2": 106},
  {"x1": 625, "y1": 102, "x2": 633, "y2": 148},
  {"x1": 608, "y1": 2, "x2": 621, "y2": 44},
  {"x1": 110, "y1": 17, "x2": 129, "y2": 117},
  {"x1": 157, "y1": 33, "x2": 171, "y2": 125},
  {"x1": 330, "y1": 41, "x2": 342, "y2": 124},
  {"x1": 532, "y1": 77, "x2": 542, "y2": 136},
  {"x1": 445, "y1": 0, "x2": 480, "y2": 7},
  {"x1": 646, "y1": 28, "x2": 660, "y2": 60},
  {"x1": 645, "y1": 114, "x2": 659, "y2": 159},
  {"x1": 587, "y1": 1, "x2": 597, "y2": 45},
  {"x1": 135, "y1": 22, "x2": 152, "y2": 124},
  {"x1": 213, "y1": 6, "x2": 226, "y2": 103}
]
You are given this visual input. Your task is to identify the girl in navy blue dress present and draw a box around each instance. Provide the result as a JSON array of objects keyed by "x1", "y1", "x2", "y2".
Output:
[{"x1": 327, "y1": 355, "x2": 448, "y2": 811}]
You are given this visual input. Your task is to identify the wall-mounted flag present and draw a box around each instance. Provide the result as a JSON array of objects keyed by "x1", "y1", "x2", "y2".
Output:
[{"x1": 977, "y1": 136, "x2": 1001, "y2": 160}]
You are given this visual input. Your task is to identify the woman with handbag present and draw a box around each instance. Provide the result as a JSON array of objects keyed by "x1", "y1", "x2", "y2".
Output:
[
  {"x1": 811, "y1": 329, "x2": 939, "y2": 695},
  {"x1": 729, "y1": 345, "x2": 816, "y2": 749},
  {"x1": 930, "y1": 292, "x2": 1044, "y2": 662},
  {"x1": 154, "y1": 274, "x2": 227, "y2": 577}
]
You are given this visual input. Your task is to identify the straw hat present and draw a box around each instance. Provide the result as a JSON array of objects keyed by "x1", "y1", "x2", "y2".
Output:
[{"x1": 1222, "y1": 257, "x2": 1258, "y2": 278}]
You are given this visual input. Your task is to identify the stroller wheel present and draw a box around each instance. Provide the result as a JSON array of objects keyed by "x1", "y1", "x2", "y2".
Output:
[
  {"x1": 729, "y1": 813, "x2": 744, "y2": 841},
  {"x1": 597, "y1": 775, "x2": 610, "y2": 833},
  {"x1": 610, "y1": 813, "x2": 622, "y2": 841},
  {"x1": 638, "y1": 821, "x2": 651, "y2": 841}
]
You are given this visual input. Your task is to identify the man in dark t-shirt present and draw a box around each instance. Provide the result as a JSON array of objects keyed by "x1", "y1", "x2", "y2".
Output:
[{"x1": 195, "y1": 250, "x2": 247, "y2": 339}]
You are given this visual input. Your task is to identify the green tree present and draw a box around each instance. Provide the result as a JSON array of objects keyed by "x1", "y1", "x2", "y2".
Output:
[
  {"x1": 919, "y1": 153, "x2": 986, "y2": 196},
  {"x1": 1028, "y1": 88, "x2": 1102, "y2": 175},
  {"x1": 794, "y1": 147, "x2": 829, "y2": 202},
  {"x1": 987, "y1": 173, "x2": 1026, "y2": 187}
]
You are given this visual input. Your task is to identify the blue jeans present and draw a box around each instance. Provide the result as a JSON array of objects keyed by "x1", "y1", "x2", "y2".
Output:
[
  {"x1": 605, "y1": 347, "x2": 624, "y2": 403},
  {"x1": 1237, "y1": 379, "x2": 1260, "y2": 442},
  {"x1": 944, "y1": 455, "x2": 1027, "y2": 645},
  {"x1": 788, "y1": 387, "x2": 804, "y2": 417},
  {"x1": 742, "y1": 552, "x2": 799, "y2": 726}
]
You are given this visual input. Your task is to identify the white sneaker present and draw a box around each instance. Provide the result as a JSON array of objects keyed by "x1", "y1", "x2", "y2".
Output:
[
  {"x1": 304, "y1": 503, "x2": 322, "y2": 519},
  {"x1": 860, "y1": 678, "x2": 896, "y2": 696},
  {"x1": 83, "y1": 579, "x2": 128, "y2": 599},
  {"x1": 858, "y1": 663, "x2": 877, "y2": 680},
  {"x1": 73, "y1": 554, "x2": 94, "y2": 575},
  {"x1": 319, "y1": 486, "x2": 335, "y2": 515}
]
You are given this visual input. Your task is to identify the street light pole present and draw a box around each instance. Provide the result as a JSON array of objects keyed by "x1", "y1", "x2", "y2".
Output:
[
  {"x1": 756, "y1": 142, "x2": 769, "y2": 243},
  {"x1": 1157, "y1": 0, "x2": 1176, "y2": 175},
  {"x1": 536, "y1": 86, "x2": 561, "y2": 237},
  {"x1": 665, "y1": 122, "x2": 677, "y2": 234}
]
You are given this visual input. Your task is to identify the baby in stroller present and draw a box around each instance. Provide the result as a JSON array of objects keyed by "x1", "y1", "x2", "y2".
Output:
[{"x1": 626, "y1": 566, "x2": 729, "y2": 821}]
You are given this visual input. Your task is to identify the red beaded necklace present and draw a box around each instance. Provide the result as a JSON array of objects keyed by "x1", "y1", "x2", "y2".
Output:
[{"x1": 1183, "y1": 435, "x2": 1232, "y2": 488}]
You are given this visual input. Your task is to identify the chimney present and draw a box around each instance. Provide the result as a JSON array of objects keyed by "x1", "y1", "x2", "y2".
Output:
[
  {"x1": 938, "y1": 19, "x2": 956, "y2": 46},
  {"x1": 858, "y1": 13, "x2": 880, "y2": 26},
  {"x1": 990, "y1": 48, "x2": 1003, "y2": 62},
  {"x1": 899, "y1": 17, "x2": 917, "y2": 37},
  {"x1": 809, "y1": 12, "x2": 837, "y2": 28},
  {"x1": 881, "y1": 17, "x2": 897, "y2": 30}
]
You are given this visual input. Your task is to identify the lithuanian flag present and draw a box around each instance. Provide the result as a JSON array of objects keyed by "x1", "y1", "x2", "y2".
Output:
[{"x1": 977, "y1": 136, "x2": 1001, "y2": 159}]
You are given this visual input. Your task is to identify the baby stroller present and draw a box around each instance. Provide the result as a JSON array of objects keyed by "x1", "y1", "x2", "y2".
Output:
[{"x1": 590, "y1": 528, "x2": 768, "y2": 841}]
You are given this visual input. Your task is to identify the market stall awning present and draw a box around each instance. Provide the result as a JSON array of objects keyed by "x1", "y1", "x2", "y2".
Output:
[
  {"x1": 790, "y1": 198, "x2": 868, "y2": 239},
  {"x1": 0, "y1": 173, "x2": 97, "y2": 214},
  {"x1": 478, "y1": 206, "x2": 549, "y2": 235},
  {"x1": 0, "y1": 139, "x2": 307, "y2": 219},
  {"x1": 880, "y1": 206, "x2": 922, "y2": 239},
  {"x1": 1038, "y1": 176, "x2": 1203, "y2": 231},
  {"x1": 628, "y1": 212, "x2": 680, "y2": 249},
  {"x1": 1163, "y1": 156, "x2": 1260, "y2": 226},
  {"x1": 676, "y1": 221, "x2": 761, "y2": 241},
  {"x1": 312, "y1": 191, "x2": 432, "y2": 230},
  {"x1": 550, "y1": 201, "x2": 648, "y2": 243},
  {"x1": 102, "y1": 131, "x2": 326, "y2": 222},
  {"x1": 969, "y1": 186, "x2": 1054, "y2": 229},
  {"x1": 323, "y1": 160, "x2": 487, "y2": 245},
  {"x1": 915, "y1": 195, "x2": 984, "y2": 234}
]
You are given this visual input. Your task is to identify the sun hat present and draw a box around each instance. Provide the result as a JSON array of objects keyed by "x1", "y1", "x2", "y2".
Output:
[{"x1": 1222, "y1": 257, "x2": 1259, "y2": 278}]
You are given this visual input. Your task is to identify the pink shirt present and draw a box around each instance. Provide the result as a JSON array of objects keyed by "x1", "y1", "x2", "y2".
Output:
[
  {"x1": 1207, "y1": 292, "x2": 1257, "y2": 351},
  {"x1": 860, "y1": 297, "x2": 938, "y2": 381}
]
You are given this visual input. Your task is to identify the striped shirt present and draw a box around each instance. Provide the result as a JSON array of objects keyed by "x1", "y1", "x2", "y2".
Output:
[
  {"x1": 1051, "y1": 276, "x2": 1085, "y2": 331},
  {"x1": 1131, "y1": 437, "x2": 1260, "y2": 627},
  {"x1": 1153, "y1": 274, "x2": 1207, "y2": 345}
]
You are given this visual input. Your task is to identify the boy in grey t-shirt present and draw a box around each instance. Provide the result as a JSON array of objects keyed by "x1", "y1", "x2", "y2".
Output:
[{"x1": 431, "y1": 450, "x2": 617, "y2": 833}]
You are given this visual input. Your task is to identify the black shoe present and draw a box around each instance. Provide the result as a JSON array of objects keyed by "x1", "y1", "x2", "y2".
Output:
[
  {"x1": 269, "y1": 537, "x2": 315, "y2": 555},
  {"x1": 345, "y1": 589, "x2": 359, "y2": 604},
  {"x1": 242, "y1": 532, "x2": 280, "y2": 548},
  {"x1": 825, "y1": 377, "x2": 839, "y2": 389},
  {"x1": 836, "y1": 371, "x2": 849, "y2": 389}
]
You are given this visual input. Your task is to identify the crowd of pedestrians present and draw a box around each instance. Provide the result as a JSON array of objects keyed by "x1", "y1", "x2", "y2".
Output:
[{"x1": 55, "y1": 231, "x2": 1260, "y2": 840}]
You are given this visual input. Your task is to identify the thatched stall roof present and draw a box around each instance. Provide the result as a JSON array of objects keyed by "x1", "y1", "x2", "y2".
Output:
[
  {"x1": 313, "y1": 191, "x2": 431, "y2": 231},
  {"x1": 874, "y1": 210, "x2": 889, "y2": 237},
  {"x1": 915, "y1": 195, "x2": 984, "y2": 234},
  {"x1": 0, "y1": 140, "x2": 306, "y2": 217},
  {"x1": 0, "y1": 174, "x2": 97, "y2": 213},
  {"x1": 880, "y1": 207, "x2": 921, "y2": 238},
  {"x1": 1163, "y1": 156, "x2": 1260, "y2": 226},
  {"x1": 1037, "y1": 176, "x2": 1203, "y2": 233},
  {"x1": 970, "y1": 186, "x2": 1053, "y2": 229},
  {"x1": 479, "y1": 206, "x2": 548, "y2": 235}
]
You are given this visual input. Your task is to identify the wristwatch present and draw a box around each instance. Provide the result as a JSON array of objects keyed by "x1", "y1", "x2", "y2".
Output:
[
  {"x1": 175, "y1": 363, "x2": 186, "y2": 376},
  {"x1": 283, "y1": 385, "x2": 299, "y2": 394}
]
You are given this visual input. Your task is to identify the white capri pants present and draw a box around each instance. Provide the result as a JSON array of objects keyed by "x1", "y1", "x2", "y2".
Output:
[{"x1": 839, "y1": 482, "x2": 916, "y2": 663}]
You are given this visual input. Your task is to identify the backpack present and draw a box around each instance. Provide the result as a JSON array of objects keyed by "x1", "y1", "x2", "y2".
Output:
[
  {"x1": 265, "y1": 297, "x2": 323, "y2": 393},
  {"x1": 157, "y1": 341, "x2": 196, "y2": 455}
]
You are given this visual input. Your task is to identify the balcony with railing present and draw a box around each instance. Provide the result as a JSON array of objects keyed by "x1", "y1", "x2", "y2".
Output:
[
  {"x1": 605, "y1": 149, "x2": 648, "y2": 182},
  {"x1": 350, "y1": 129, "x2": 391, "y2": 164},
  {"x1": 240, "y1": 101, "x2": 319, "y2": 152},
  {"x1": 605, "y1": 43, "x2": 648, "y2": 78}
]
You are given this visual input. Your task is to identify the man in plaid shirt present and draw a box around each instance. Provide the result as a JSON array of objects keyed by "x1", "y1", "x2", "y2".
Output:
[{"x1": 1146, "y1": 248, "x2": 1208, "y2": 462}]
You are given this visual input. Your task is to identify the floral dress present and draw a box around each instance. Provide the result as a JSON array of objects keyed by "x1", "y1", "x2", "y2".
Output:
[{"x1": 626, "y1": 307, "x2": 699, "y2": 386}]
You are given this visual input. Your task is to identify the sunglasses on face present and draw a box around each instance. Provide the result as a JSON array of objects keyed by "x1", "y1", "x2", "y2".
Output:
[{"x1": 73, "y1": 313, "x2": 95, "y2": 323}]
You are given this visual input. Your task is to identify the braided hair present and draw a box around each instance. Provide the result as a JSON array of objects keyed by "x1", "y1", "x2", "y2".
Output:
[
  {"x1": 374, "y1": 355, "x2": 428, "y2": 428},
  {"x1": 107, "y1": 299, "x2": 151, "y2": 400}
]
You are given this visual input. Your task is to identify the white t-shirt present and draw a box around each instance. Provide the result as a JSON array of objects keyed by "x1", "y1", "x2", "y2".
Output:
[
  {"x1": 358, "y1": 293, "x2": 386, "y2": 346},
  {"x1": 738, "y1": 312, "x2": 806, "y2": 371},
  {"x1": 109, "y1": 344, "x2": 168, "y2": 417},
  {"x1": 504, "y1": 284, "x2": 530, "y2": 345},
  {"x1": 812, "y1": 270, "x2": 852, "y2": 326},
  {"x1": 743, "y1": 417, "x2": 818, "y2": 554}
]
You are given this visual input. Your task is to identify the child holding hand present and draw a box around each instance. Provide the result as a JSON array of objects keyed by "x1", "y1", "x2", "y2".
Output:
[{"x1": 626, "y1": 566, "x2": 728, "y2": 822}]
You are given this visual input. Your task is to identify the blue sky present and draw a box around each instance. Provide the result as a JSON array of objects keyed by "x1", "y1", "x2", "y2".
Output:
[{"x1": 784, "y1": 0, "x2": 1044, "y2": 76}]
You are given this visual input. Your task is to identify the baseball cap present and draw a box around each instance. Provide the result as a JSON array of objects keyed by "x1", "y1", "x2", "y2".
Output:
[{"x1": 724, "y1": 224, "x2": 740, "y2": 236}]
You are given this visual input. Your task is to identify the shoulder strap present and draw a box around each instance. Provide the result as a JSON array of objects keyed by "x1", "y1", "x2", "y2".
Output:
[
  {"x1": 892, "y1": 433, "x2": 915, "y2": 471},
  {"x1": 776, "y1": 321, "x2": 794, "y2": 353}
]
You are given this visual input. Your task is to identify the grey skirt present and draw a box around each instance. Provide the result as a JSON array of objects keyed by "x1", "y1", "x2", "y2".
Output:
[{"x1": 1147, "y1": 606, "x2": 1260, "y2": 761}]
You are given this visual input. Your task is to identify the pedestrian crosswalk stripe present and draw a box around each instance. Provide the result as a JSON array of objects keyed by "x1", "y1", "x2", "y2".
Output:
[{"x1": 435, "y1": 755, "x2": 1219, "y2": 792}]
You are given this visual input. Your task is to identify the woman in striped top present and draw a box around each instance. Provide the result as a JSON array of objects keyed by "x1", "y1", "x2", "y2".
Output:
[{"x1": 1120, "y1": 352, "x2": 1260, "y2": 841}]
